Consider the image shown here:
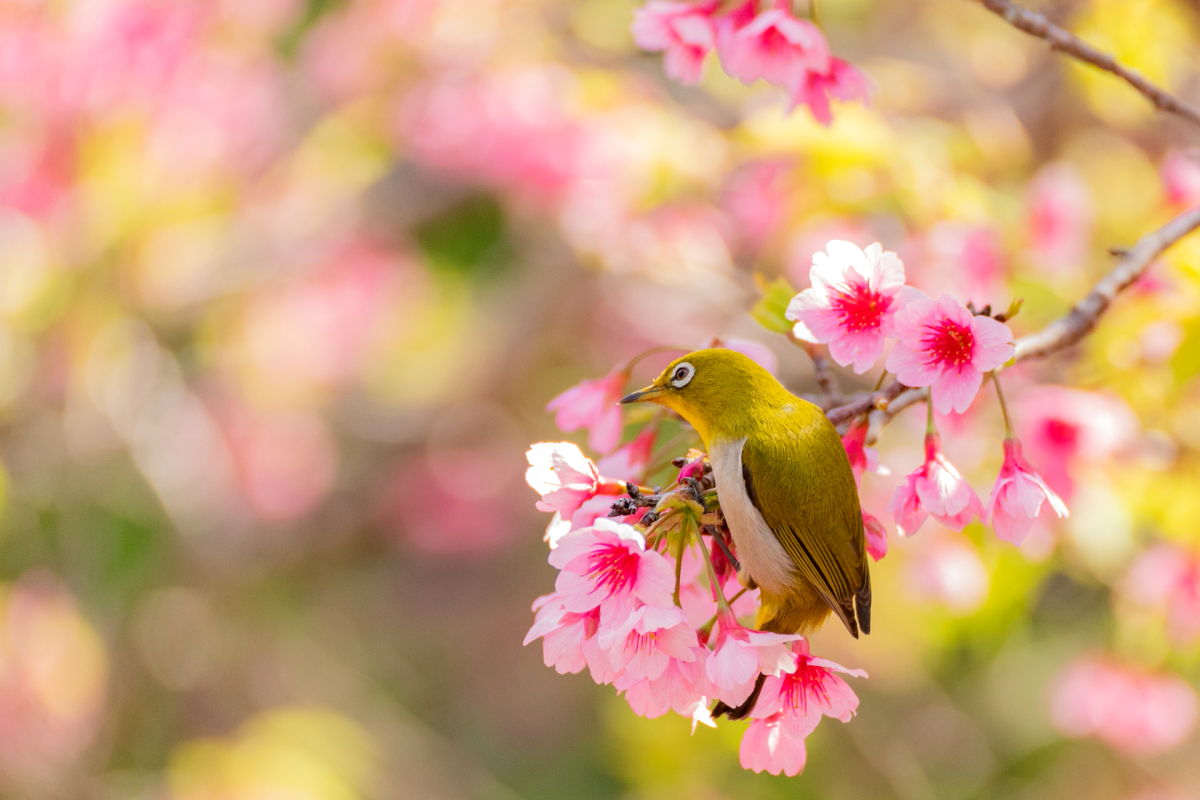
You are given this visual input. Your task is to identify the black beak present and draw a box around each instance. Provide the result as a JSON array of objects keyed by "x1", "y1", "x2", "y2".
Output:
[{"x1": 619, "y1": 386, "x2": 662, "y2": 404}]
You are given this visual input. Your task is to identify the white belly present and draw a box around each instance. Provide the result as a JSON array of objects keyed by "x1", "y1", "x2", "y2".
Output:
[{"x1": 709, "y1": 437, "x2": 794, "y2": 594}]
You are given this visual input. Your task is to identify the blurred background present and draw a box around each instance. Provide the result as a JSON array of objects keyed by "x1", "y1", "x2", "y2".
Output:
[{"x1": 1, "y1": 0, "x2": 1200, "y2": 797}]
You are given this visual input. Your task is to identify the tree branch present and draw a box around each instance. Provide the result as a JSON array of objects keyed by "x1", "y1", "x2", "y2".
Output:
[
  {"x1": 972, "y1": 0, "x2": 1200, "y2": 130},
  {"x1": 826, "y1": 206, "x2": 1200, "y2": 425}
]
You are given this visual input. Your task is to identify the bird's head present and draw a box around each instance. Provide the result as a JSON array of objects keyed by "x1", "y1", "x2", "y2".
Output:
[{"x1": 620, "y1": 348, "x2": 788, "y2": 441}]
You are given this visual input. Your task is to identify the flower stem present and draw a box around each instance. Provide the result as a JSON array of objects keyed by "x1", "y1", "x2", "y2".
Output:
[
  {"x1": 990, "y1": 371, "x2": 1014, "y2": 437},
  {"x1": 694, "y1": 525, "x2": 732, "y2": 613},
  {"x1": 925, "y1": 395, "x2": 936, "y2": 436},
  {"x1": 699, "y1": 588, "x2": 750, "y2": 635},
  {"x1": 873, "y1": 370, "x2": 890, "y2": 391},
  {"x1": 672, "y1": 532, "x2": 685, "y2": 607}
]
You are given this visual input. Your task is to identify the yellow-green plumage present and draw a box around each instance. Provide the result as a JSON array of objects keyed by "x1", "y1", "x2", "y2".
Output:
[{"x1": 621, "y1": 348, "x2": 870, "y2": 637}]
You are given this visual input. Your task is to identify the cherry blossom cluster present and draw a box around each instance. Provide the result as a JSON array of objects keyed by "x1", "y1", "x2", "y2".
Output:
[
  {"x1": 524, "y1": 437, "x2": 866, "y2": 776},
  {"x1": 523, "y1": 238, "x2": 1077, "y2": 776},
  {"x1": 788, "y1": 240, "x2": 1069, "y2": 546},
  {"x1": 632, "y1": 0, "x2": 869, "y2": 124}
]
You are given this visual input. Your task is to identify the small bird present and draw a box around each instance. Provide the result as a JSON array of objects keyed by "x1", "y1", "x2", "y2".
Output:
[{"x1": 620, "y1": 349, "x2": 870, "y2": 642}]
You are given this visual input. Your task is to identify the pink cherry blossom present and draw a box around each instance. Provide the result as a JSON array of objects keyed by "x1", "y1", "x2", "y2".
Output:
[
  {"x1": 841, "y1": 421, "x2": 887, "y2": 483},
  {"x1": 1050, "y1": 656, "x2": 1198, "y2": 756},
  {"x1": 615, "y1": 644, "x2": 712, "y2": 718},
  {"x1": 1121, "y1": 544, "x2": 1200, "y2": 645},
  {"x1": 549, "y1": 519, "x2": 676, "y2": 628},
  {"x1": 632, "y1": 1, "x2": 719, "y2": 85},
  {"x1": 1026, "y1": 162, "x2": 1093, "y2": 272},
  {"x1": 705, "y1": 611, "x2": 802, "y2": 707},
  {"x1": 751, "y1": 640, "x2": 867, "y2": 731},
  {"x1": 596, "y1": 427, "x2": 656, "y2": 484},
  {"x1": 598, "y1": 603, "x2": 699, "y2": 683},
  {"x1": 985, "y1": 438, "x2": 1069, "y2": 545},
  {"x1": 546, "y1": 370, "x2": 628, "y2": 454},
  {"x1": 1163, "y1": 150, "x2": 1200, "y2": 207},
  {"x1": 886, "y1": 293, "x2": 1014, "y2": 414},
  {"x1": 888, "y1": 432, "x2": 983, "y2": 537},
  {"x1": 787, "y1": 240, "x2": 908, "y2": 373},
  {"x1": 789, "y1": 57, "x2": 870, "y2": 126},
  {"x1": 524, "y1": 594, "x2": 616, "y2": 683},
  {"x1": 716, "y1": 1, "x2": 830, "y2": 88},
  {"x1": 863, "y1": 511, "x2": 888, "y2": 561},
  {"x1": 526, "y1": 442, "x2": 625, "y2": 544},
  {"x1": 739, "y1": 716, "x2": 808, "y2": 776},
  {"x1": 1015, "y1": 386, "x2": 1137, "y2": 498}
]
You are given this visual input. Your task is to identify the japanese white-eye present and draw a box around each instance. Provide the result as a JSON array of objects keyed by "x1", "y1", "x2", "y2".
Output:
[{"x1": 621, "y1": 348, "x2": 871, "y2": 639}]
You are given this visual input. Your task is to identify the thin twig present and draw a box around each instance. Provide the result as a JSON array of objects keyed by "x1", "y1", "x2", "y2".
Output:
[
  {"x1": 973, "y1": 0, "x2": 1200, "y2": 129},
  {"x1": 788, "y1": 331, "x2": 841, "y2": 405},
  {"x1": 826, "y1": 207, "x2": 1200, "y2": 425}
]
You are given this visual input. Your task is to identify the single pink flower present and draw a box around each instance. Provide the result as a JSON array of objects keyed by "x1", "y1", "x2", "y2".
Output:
[
  {"x1": 886, "y1": 293, "x2": 1014, "y2": 414},
  {"x1": 716, "y1": 0, "x2": 830, "y2": 87},
  {"x1": 632, "y1": 1, "x2": 719, "y2": 85},
  {"x1": 751, "y1": 640, "x2": 867, "y2": 733},
  {"x1": 787, "y1": 240, "x2": 908, "y2": 374},
  {"x1": 614, "y1": 644, "x2": 712, "y2": 719},
  {"x1": 596, "y1": 427, "x2": 656, "y2": 484},
  {"x1": 789, "y1": 57, "x2": 870, "y2": 126},
  {"x1": 598, "y1": 603, "x2": 699, "y2": 682},
  {"x1": 1027, "y1": 162, "x2": 1093, "y2": 272},
  {"x1": 524, "y1": 594, "x2": 617, "y2": 683},
  {"x1": 986, "y1": 438, "x2": 1069, "y2": 545},
  {"x1": 1121, "y1": 544, "x2": 1200, "y2": 646},
  {"x1": 841, "y1": 421, "x2": 887, "y2": 483},
  {"x1": 739, "y1": 716, "x2": 808, "y2": 776},
  {"x1": 863, "y1": 511, "x2": 888, "y2": 561},
  {"x1": 546, "y1": 370, "x2": 628, "y2": 454},
  {"x1": 1163, "y1": 150, "x2": 1200, "y2": 208},
  {"x1": 549, "y1": 519, "x2": 676, "y2": 628},
  {"x1": 888, "y1": 432, "x2": 983, "y2": 537},
  {"x1": 1050, "y1": 656, "x2": 1198, "y2": 756},
  {"x1": 526, "y1": 442, "x2": 625, "y2": 545},
  {"x1": 705, "y1": 611, "x2": 802, "y2": 707}
]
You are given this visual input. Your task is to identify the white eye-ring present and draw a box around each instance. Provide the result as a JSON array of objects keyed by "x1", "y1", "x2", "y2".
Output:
[{"x1": 670, "y1": 362, "x2": 695, "y2": 388}]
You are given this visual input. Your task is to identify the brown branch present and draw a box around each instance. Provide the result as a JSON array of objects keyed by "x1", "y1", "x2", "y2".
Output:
[
  {"x1": 973, "y1": 0, "x2": 1200, "y2": 129},
  {"x1": 826, "y1": 206, "x2": 1200, "y2": 425}
]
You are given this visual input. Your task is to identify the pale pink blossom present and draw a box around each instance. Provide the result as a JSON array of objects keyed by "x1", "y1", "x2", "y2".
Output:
[
  {"x1": 523, "y1": 595, "x2": 616, "y2": 683},
  {"x1": 787, "y1": 240, "x2": 908, "y2": 373},
  {"x1": 921, "y1": 223, "x2": 1006, "y2": 307},
  {"x1": 632, "y1": 1, "x2": 719, "y2": 85},
  {"x1": 886, "y1": 293, "x2": 1014, "y2": 414},
  {"x1": 705, "y1": 611, "x2": 801, "y2": 707},
  {"x1": 1027, "y1": 162, "x2": 1093, "y2": 271},
  {"x1": 1163, "y1": 150, "x2": 1200, "y2": 208},
  {"x1": 716, "y1": 1, "x2": 830, "y2": 88},
  {"x1": 888, "y1": 433, "x2": 983, "y2": 536},
  {"x1": 1121, "y1": 544, "x2": 1200, "y2": 645},
  {"x1": 986, "y1": 438, "x2": 1069, "y2": 545},
  {"x1": 1050, "y1": 656, "x2": 1198, "y2": 756},
  {"x1": 841, "y1": 422, "x2": 887, "y2": 483},
  {"x1": 549, "y1": 519, "x2": 676, "y2": 628},
  {"x1": 598, "y1": 604, "x2": 698, "y2": 682},
  {"x1": 789, "y1": 57, "x2": 870, "y2": 126},
  {"x1": 739, "y1": 716, "x2": 808, "y2": 776},
  {"x1": 526, "y1": 442, "x2": 624, "y2": 545},
  {"x1": 751, "y1": 641, "x2": 867, "y2": 730},
  {"x1": 863, "y1": 511, "x2": 888, "y2": 562},
  {"x1": 615, "y1": 644, "x2": 712, "y2": 718},
  {"x1": 721, "y1": 158, "x2": 793, "y2": 251},
  {"x1": 546, "y1": 370, "x2": 628, "y2": 454},
  {"x1": 1015, "y1": 386, "x2": 1138, "y2": 498},
  {"x1": 596, "y1": 427, "x2": 656, "y2": 484}
]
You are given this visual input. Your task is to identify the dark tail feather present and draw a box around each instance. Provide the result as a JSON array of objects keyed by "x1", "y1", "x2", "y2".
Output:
[
  {"x1": 712, "y1": 673, "x2": 768, "y2": 721},
  {"x1": 855, "y1": 567, "x2": 872, "y2": 636}
]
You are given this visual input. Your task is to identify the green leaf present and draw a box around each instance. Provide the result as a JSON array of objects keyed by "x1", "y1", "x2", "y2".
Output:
[{"x1": 750, "y1": 275, "x2": 798, "y2": 334}]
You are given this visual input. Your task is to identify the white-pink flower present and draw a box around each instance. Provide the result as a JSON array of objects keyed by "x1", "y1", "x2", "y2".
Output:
[
  {"x1": 739, "y1": 716, "x2": 808, "y2": 776},
  {"x1": 632, "y1": 1, "x2": 719, "y2": 85},
  {"x1": 523, "y1": 595, "x2": 617, "y2": 683},
  {"x1": 546, "y1": 370, "x2": 628, "y2": 454},
  {"x1": 614, "y1": 644, "x2": 712, "y2": 719},
  {"x1": 525, "y1": 442, "x2": 624, "y2": 545},
  {"x1": 789, "y1": 57, "x2": 870, "y2": 126},
  {"x1": 888, "y1": 432, "x2": 983, "y2": 537},
  {"x1": 886, "y1": 293, "x2": 1014, "y2": 414},
  {"x1": 715, "y1": 0, "x2": 830, "y2": 87},
  {"x1": 786, "y1": 240, "x2": 908, "y2": 373},
  {"x1": 705, "y1": 611, "x2": 802, "y2": 707},
  {"x1": 549, "y1": 519, "x2": 676, "y2": 628},
  {"x1": 751, "y1": 640, "x2": 867, "y2": 732},
  {"x1": 985, "y1": 438, "x2": 1069, "y2": 545},
  {"x1": 599, "y1": 603, "x2": 698, "y2": 683}
]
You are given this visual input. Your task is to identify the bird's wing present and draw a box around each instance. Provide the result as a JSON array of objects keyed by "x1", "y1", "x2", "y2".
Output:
[{"x1": 741, "y1": 415, "x2": 870, "y2": 637}]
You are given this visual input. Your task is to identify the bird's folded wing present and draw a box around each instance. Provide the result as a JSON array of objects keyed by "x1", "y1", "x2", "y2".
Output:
[{"x1": 741, "y1": 426, "x2": 869, "y2": 637}]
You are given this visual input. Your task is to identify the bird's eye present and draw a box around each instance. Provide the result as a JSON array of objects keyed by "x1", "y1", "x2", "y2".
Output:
[{"x1": 670, "y1": 362, "x2": 695, "y2": 388}]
